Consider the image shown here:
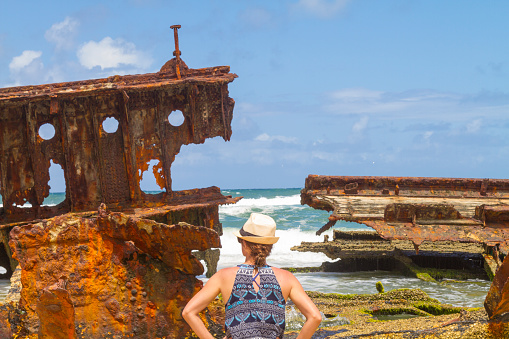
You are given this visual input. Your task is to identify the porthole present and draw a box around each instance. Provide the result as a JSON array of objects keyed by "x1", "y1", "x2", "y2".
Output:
[
  {"x1": 168, "y1": 110, "x2": 185, "y2": 127},
  {"x1": 102, "y1": 117, "x2": 119, "y2": 133},
  {"x1": 38, "y1": 123, "x2": 55, "y2": 140}
]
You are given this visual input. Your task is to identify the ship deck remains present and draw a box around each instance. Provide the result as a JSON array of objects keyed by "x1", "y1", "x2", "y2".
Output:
[{"x1": 301, "y1": 174, "x2": 509, "y2": 322}]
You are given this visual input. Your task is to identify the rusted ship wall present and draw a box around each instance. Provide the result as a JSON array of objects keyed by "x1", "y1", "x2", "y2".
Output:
[
  {"x1": 2, "y1": 205, "x2": 220, "y2": 338},
  {"x1": 0, "y1": 65, "x2": 236, "y2": 226},
  {"x1": 0, "y1": 46, "x2": 239, "y2": 337}
]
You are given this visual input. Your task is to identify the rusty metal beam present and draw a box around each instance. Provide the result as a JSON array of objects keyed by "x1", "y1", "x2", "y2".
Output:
[
  {"x1": 302, "y1": 174, "x2": 509, "y2": 321},
  {"x1": 302, "y1": 175, "x2": 509, "y2": 253},
  {"x1": 155, "y1": 92, "x2": 173, "y2": 193},
  {"x1": 120, "y1": 90, "x2": 137, "y2": 202}
]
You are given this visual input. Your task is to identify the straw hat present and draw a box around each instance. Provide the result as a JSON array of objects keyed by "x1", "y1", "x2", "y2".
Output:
[{"x1": 233, "y1": 213, "x2": 279, "y2": 245}]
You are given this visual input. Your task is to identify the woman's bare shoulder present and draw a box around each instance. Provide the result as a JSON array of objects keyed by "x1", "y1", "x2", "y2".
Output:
[
  {"x1": 219, "y1": 266, "x2": 239, "y2": 274},
  {"x1": 204, "y1": 266, "x2": 238, "y2": 289},
  {"x1": 212, "y1": 266, "x2": 239, "y2": 279}
]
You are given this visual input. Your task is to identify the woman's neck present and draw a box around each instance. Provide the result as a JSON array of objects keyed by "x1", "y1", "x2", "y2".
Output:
[{"x1": 243, "y1": 256, "x2": 256, "y2": 266}]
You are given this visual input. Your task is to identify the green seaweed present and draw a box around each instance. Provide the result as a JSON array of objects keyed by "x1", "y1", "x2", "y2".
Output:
[
  {"x1": 416, "y1": 272, "x2": 436, "y2": 282},
  {"x1": 413, "y1": 302, "x2": 462, "y2": 316},
  {"x1": 282, "y1": 266, "x2": 322, "y2": 273},
  {"x1": 396, "y1": 254, "x2": 487, "y2": 282},
  {"x1": 307, "y1": 288, "x2": 440, "y2": 303}
]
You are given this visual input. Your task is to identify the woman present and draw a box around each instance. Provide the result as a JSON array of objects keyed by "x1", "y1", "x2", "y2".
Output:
[{"x1": 183, "y1": 213, "x2": 322, "y2": 339}]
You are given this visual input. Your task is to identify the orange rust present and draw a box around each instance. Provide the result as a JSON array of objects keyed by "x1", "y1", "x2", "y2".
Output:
[
  {"x1": 8, "y1": 206, "x2": 221, "y2": 338},
  {"x1": 485, "y1": 253, "x2": 509, "y2": 321}
]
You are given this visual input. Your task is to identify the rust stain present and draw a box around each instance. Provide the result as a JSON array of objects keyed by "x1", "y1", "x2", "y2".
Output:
[{"x1": 485, "y1": 253, "x2": 509, "y2": 321}]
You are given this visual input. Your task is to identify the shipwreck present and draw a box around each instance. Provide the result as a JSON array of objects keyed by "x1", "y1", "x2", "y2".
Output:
[
  {"x1": 0, "y1": 26, "x2": 235, "y2": 338},
  {"x1": 297, "y1": 175, "x2": 509, "y2": 322}
]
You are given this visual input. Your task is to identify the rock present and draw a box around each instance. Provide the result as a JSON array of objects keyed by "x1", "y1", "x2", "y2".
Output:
[{"x1": 193, "y1": 249, "x2": 220, "y2": 278}]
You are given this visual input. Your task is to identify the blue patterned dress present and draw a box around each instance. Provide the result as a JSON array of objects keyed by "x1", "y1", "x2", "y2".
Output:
[{"x1": 225, "y1": 264, "x2": 286, "y2": 339}]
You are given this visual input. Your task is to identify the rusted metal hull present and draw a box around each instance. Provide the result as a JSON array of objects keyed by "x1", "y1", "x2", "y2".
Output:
[
  {"x1": 0, "y1": 63, "x2": 237, "y2": 226},
  {"x1": 485, "y1": 253, "x2": 509, "y2": 321}
]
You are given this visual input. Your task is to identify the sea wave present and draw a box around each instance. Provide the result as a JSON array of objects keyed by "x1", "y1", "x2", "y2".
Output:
[
  {"x1": 224, "y1": 193, "x2": 301, "y2": 207},
  {"x1": 220, "y1": 194, "x2": 302, "y2": 217}
]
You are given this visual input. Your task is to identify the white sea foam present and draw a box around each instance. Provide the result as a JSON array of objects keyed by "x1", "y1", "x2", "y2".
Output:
[
  {"x1": 220, "y1": 194, "x2": 302, "y2": 217},
  {"x1": 0, "y1": 203, "x2": 64, "y2": 208},
  {"x1": 0, "y1": 203, "x2": 60, "y2": 208}
]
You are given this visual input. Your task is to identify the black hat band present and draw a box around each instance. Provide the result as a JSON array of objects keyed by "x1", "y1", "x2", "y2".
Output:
[{"x1": 239, "y1": 227, "x2": 260, "y2": 237}]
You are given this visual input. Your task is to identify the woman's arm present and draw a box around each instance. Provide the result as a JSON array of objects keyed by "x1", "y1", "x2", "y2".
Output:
[
  {"x1": 182, "y1": 272, "x2": 223, "y2": 339},
  {"x1": 286, "y1": 273, "x2": 322, "y2": 339}
]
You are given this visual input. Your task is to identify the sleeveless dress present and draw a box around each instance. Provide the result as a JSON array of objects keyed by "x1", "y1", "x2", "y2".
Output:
[{"x1": 225, "y1": 264, "x2": 286, "y2": 339}]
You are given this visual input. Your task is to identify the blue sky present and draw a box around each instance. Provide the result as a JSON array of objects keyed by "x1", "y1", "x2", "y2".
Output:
[{"x1": 1, "y1": 0, "x2": 508, "y2": 191}]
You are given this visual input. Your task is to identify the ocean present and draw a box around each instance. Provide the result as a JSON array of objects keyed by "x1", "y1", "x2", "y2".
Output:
[
  {"x1": 0, "y1": 189, "x2": 491, "y2": 307},
  {"x1": 214, "y1": 188, "x2": 490, "y2": 308}
]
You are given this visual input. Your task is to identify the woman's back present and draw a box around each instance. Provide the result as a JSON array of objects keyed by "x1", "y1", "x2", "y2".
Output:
[{"x1": 224, "y1": 264, "x2": 285, "y2": 339}]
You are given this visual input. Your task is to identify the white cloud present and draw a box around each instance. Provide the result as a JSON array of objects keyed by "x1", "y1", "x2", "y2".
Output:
[
  {"x1": 348, "y1": 116, "x2": 369, "y2": 144},
  {"x1": 325, "y1": 87, "x2": 509, "y2": 121},
  {"x1": 236, "y1": 102, "x2": 261, "y2": 113},
  {"x1": 77, "y1": 37, "x2": 151, "y2": 70},
  {"x1": 423, "y1": 131, "x2": 434, "y2": 140},
  {"x1": 311, "y1": 150, "x2": 345, "y2": 162},
  {"x1": 173, "y1": 150, "x2": 210, "y2": 166},
  {"x1": 352, "y1": 116, "x2": 368, "y2": 133},
  {"x1": 45, "y1": 17, "x2": 79, "y2": 50},
  {"x1": 331, "y1": 88, "x2": 383, "y2": 102},
  {"x1": 293, "y1": 0, "x2": 350, "y2": 18},
  {"x1": 9, "y1": 50, "x2": 42, "y2": 71},
  {"x1": 255, "y1": 133, "x2": 298, "y2": 143},
  {"x1": 327, "y1": 88, "x2": 411, "y2": 115},
  {"x1": 8, "y1": 50, "x2": 45, "y2": 86},
  {"x1": 466, "y1": 119, "x2": 482, "y2": 133}
]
